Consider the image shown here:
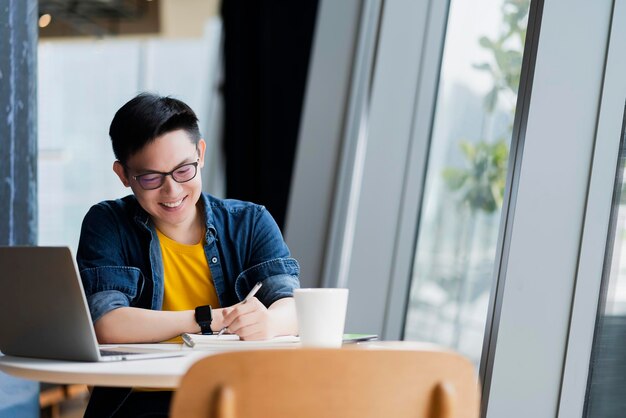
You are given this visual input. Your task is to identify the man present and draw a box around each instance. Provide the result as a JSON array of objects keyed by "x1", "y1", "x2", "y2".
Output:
[{"x1": 77, "y1": 93, "x2": 300, "y2": 417}]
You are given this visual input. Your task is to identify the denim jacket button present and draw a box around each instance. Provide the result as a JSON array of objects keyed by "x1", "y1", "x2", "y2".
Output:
[{"x1": 211, "y1": 256, "x2": 218, "y2": 264}]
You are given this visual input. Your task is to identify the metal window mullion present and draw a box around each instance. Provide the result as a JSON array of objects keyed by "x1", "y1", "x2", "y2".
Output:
[
  {"x1": 558, "y1": 0, "x2": 626, "y2": 416},
  {"x1": 380, "y1": 0, "x2": 451, "y2": 340},
  {"x1": 483, "y1": 0, "x2": 615, "y2": 416},
  {"x1": 479, "y1": 0, "x2": 545, "y2": 412}
]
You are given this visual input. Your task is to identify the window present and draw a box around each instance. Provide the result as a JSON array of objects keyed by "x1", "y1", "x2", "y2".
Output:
[
  {"x1": 584, "y1": 110, "x2": 626, "y2": 417},
  {"x1": 403, "y1": 0, "x2": 530, "y2": 363}
]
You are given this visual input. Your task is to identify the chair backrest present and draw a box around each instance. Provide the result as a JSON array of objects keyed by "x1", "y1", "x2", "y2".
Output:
[{"x1": 170, "y1": 347, "x2": 480, "y2": 418}]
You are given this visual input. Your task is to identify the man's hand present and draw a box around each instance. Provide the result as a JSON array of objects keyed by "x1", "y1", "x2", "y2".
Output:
[
  {"x1": 221, "y1": 297, "x2": 274, "y2": 340},
  {"x1": 221, "y1": 297, "x2": 298, "y2": 341}
]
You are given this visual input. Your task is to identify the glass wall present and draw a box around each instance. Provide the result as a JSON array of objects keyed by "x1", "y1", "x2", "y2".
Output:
[
  {"x1": 37, "y1": 23, "x2": 222, "y2": 253},
  {"x1": 584, "y1": 113, "x2": 626, "y2": 417},
  {"x1": 403, "y1": 0, "x2": 530, "y2": 363}
]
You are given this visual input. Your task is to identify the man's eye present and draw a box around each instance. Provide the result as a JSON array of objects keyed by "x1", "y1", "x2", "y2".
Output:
[
  {"x1": 175, "y1": 166, "x2": 192, "y2": 175},
  {"x1": 140, "y1": 175, "x2": 162, "y2": 184}
]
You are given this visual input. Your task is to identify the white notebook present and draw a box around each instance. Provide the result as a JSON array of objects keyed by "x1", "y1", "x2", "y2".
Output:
[{"x1": 181, "y1": 333, "x2": 300, "y2": 350}]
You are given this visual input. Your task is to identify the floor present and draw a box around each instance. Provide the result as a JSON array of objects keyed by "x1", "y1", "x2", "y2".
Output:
[
  {"x1": 58, "y1": 395, "x2": 89, "y2": 418},
  {"x1": 40, "y1": 385, "x2": 89, "y2": 418}
]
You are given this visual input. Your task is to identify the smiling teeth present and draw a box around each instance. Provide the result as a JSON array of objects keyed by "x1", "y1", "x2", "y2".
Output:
[{"x1": 161, "y1": 199, "x2": 183, "y2": 208}]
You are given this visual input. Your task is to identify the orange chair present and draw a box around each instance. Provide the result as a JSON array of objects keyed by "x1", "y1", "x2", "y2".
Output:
[{"x1": 170, "y1": 347, "x2": 480, "y2": 418}]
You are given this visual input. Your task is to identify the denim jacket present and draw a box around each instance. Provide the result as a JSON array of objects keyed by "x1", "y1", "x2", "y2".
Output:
[
  {"x1": 77, "y1": 193, "x2": 300, "y2": 323},
  {"x1": 77, "y1": 193, "x2": 299, "y2": 418}
]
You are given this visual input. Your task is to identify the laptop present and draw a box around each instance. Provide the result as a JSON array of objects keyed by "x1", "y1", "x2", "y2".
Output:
[{"x1": 0, "y1": 246, "x2": 184, "y2": 362}]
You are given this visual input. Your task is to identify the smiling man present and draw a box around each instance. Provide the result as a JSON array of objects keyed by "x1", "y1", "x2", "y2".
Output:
[{"x1": 77, "y1": 93, "x2": 300, "y2": 417}]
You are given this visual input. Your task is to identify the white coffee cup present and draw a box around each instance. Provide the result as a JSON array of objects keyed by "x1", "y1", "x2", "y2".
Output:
[{"x1": 294, "y1": 288, "x2": 349, "y2": 348}]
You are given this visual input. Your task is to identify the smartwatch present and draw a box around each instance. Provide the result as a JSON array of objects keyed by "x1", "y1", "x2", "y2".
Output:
[{"x1": 194, "y1": 305, "x2": 213, "y2": 334}]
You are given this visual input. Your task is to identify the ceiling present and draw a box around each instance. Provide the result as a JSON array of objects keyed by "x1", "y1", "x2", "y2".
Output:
[{"x1": 38, "y1": 0, "x2": 160, "y2": 38}]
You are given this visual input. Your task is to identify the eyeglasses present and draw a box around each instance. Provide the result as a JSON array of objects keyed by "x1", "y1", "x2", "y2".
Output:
[{"x1": 131, "y1": 160, "x2": 199, "y2": 190}]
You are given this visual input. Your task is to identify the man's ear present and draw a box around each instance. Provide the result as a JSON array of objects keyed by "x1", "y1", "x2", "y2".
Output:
[
  {"x1": 197, "y1": 139, "x2": 207, "y2": 168},
  {"x1": 113, "y1": 161, "x2": 131, "y2": 187}
]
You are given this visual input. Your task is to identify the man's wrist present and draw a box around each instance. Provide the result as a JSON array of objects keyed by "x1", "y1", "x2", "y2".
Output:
[
  {"x1": 211, "y1": 308, "x2": 225, "y2": 332},
  {"x1": 194, "y1": 305, "x2": 213, "y2": 334}
]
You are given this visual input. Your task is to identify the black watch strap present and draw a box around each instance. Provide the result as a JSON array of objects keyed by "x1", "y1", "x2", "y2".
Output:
[{"x1": 194, "y1": 305, "x2": 213, "y2": 334}]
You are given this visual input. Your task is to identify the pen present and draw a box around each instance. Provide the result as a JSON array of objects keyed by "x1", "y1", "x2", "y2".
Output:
[
  {"x1": 216, "y1": 282, "x2": 263, "y2": 336},
  {"x1": 181, "y1": 333, "x2": 196, "y2": 348}
]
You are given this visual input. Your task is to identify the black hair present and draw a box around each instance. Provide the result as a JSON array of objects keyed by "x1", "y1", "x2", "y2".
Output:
[{"x1": 109, "y1": 93, "x2": 202, "y2": 164}]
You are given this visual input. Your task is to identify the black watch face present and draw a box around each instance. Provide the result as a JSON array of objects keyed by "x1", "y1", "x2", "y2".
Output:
[
  {"x1": 195, "y1": 305, "x2": 212, "y2": 333},
  {"x1": 196, "y1": 305, "x2": 212, "y2": 322}
]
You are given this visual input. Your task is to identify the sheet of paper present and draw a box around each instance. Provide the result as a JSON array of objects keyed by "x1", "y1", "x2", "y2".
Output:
[
  {"x1": 342, "y1": 334, "x2": 379, "y2": 343},
  {"x1": 181, "y1": 333, "x2": 300, "y2": 349}
]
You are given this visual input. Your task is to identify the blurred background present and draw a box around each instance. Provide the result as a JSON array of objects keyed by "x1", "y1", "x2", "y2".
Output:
[
  {"x1": 37, "y1": 0, "x2": 318, "y2": 250},
  {"x1": 2, "y1": 0, "x2": 624, "y2": 417},
  {"x1": 33, "y1": 2, "x2": 527, "y2": 415}
]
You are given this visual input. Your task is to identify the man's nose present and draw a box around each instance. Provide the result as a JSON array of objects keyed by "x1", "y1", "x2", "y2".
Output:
[{"x1": 160, "y1": 175, "x2": 182, "y2": 194}]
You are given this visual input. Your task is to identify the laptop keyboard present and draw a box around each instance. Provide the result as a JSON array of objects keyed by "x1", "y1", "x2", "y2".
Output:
[{"x1": 100, "y1": 349, "x2": 139, "y2": 357}]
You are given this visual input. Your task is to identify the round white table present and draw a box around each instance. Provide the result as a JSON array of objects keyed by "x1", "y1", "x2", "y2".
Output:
[
  {"x1": 0, "y1": 341, "x2": 438, "y2": 388},
  {"x1": 0, "y1": 344, "x2": 207, "y2": 388}
]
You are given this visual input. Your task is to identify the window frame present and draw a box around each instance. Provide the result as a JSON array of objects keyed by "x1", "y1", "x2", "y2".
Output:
[
  {"x1": 557, "y1": 1, "x2": 626, "y2": 417},
  {"x1": 289, "y1": 0, "x2": 618, "y2": 415}
]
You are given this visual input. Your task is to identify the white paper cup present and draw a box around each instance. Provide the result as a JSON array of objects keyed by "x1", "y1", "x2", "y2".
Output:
[{"x1": 294, "y1": 288, "x2": 349, "y2": 348}]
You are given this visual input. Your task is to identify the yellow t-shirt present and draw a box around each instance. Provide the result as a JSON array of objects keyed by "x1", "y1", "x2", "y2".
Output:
[
  {"x1": 136, "y1": 229, "x2": 220, "y2": 392},
  {"x1": 156, "y1": 228, "x2": 220, "y2": 312}
]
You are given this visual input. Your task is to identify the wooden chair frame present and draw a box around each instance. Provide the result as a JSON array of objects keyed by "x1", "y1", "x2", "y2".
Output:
[{"x1": 171, "y1": 347, "x2": 479, "y2": 418}]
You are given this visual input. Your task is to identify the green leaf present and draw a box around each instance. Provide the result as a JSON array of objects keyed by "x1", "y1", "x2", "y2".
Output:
[
  {"x1": 442, "y1": 140, "x2": 510, "y2": 213},
  {"x1": 442, "y1": 168, "x2": 468, "y2": 191},
  {"x1": 472, "y1": 62, "x2": 492, "y2": 72},
  {"x1": 479, "y1": 36, "x2": 494, "y2": 49},
  {"x1": 459, "y1": 140, "x2": 476, "y2": 161}
]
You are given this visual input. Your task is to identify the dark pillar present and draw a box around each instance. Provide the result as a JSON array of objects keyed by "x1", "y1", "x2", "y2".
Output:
[
  {"x1": 0, "y1": 0, "x2": 38, "y2": 245},
  {"x1": 221, "y1": 0, "x2": 319, "y2": 230},
  {"x1": 0, "y1": 0, "x2": 40, "y2": 416}
]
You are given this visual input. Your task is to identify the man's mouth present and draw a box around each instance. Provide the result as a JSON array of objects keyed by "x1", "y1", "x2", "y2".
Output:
[{"x1": 160, "y1": 197, "x2": 185, "y2": 208}]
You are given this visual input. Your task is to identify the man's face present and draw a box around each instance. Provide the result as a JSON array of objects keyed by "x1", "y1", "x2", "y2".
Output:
[{"x1": 114, "y1": 129, "x2": 206, "y2": 232}]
